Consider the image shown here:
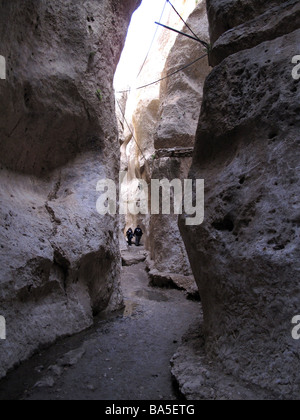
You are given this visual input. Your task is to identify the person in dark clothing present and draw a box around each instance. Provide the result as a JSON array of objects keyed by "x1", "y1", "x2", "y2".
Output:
[
  {"x1": 134, "y1": 225, "x2": 143, "y2": 246},
  {"x1": 126, "y1": 228, "x2": 134, "y2": 246}
]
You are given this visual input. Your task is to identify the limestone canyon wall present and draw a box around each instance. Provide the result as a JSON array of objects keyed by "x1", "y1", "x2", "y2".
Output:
[
  {"x1": 179, "y1": 0, "x2": 300, "y2": 398},
  {"x1": 0, "y1": 0, "x2": 140, "y2": 379},
  {"x1": 149, "y1": 2, "x2": 210, "y2": 276}
]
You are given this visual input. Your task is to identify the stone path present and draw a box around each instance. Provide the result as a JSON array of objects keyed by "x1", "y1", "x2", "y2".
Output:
[{"x1": 0, "y1": 248, "x2": 201, "y2": 400}]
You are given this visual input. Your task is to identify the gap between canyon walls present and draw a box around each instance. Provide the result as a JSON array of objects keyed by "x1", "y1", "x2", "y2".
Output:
[
  {"x1": 116, "y1": 0, "x2": 210, "y2": 286},
  {"x1": 0, "y1": 0, "x2": 142, "y2": 380},
  {"x1": 1, "y1": 0, "x2": 298, "y2": 401}
]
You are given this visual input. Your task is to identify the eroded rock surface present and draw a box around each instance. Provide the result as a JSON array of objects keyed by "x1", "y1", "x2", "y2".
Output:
[
  {"x1": 206, "y1": 0, "x2": 287, "y2": 44},
  {"x1": 121, "y1": 249, "x2": 147, "y2": 267},
  {"x1": 0, "y1": 0, "x2": 140, "y2": 379},
  {"x1": 177, "y1": 0, "x2": 300, "y2": 399},
  {"x1": 209, "y1": 0, "x2": 300, "y2": 66},
  {"x1": 148, "y1": 2, "x2": 210, "y2": 279},
  {"x1": 171, "y1": 325, "x2": 274, "y2": 400},
  {"x1": 149, "y1": 270, "x2": 199, "y2": 301}
]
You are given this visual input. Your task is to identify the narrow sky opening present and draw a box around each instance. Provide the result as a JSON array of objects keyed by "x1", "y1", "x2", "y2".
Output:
[{"x1": 114, "y1": 0, "x2": 167, "y2": 92}]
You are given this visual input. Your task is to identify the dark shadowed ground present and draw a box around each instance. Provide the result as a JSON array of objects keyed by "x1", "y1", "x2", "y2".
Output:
[{"x1": 0, "y1": 248, "x2": 201, "y2": 400}]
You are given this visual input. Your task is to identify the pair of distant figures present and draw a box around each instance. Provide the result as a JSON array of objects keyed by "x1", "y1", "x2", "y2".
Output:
[{"x1": 126, "y1": 226, "x2": 143, "y2": 247}]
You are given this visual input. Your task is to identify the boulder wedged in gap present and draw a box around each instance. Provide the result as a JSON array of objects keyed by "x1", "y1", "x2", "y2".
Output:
[{"x1": 149, "y1": 270, "x2": 200, "y2": 301}]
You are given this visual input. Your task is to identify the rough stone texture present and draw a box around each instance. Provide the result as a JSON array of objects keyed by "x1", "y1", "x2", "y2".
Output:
[
  {"x1": 121, "y1": 249, "x2": 147, "y2": 267},
  {"x1": 206, "y1": 0, "x2": 286, "y2": 43},
  {"x1": 0, "y1": 0, "x2": 141, "y2": 379},
  {"x1": 171, "y1": 325, "x2": 275, "y2": 400},
  {"x1": 209, "y1": 0, "x2": 300, "y2": 66},
  {"x1": 33, "y1": 345, "x2": 86, "y2": 389},
  {"x1": 177, "y1": 0, "x2": 300, "y2": 399},
  {"x1": 149, "y1": 156, "x2": 194, "y2": 276},
  {"x1": 155, "y1": 1, "x2": 210, "y2": 150},
  {"x1": 149, "y1": 270, "x2": 199, "y2": 301}
]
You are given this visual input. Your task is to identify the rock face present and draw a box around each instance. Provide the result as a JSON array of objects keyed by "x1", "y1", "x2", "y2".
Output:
[
  {"x1": 0, "y1": 0, "x2": 140, "y2": 379},
  {"x1": 118, "y1": 1, "x2": 210, "y2": 279},
  {"x1": 206, "y1": 0, "x2": 298, "y2": 44},
  {"x1": 121, "y1": 249, "x2": 147, "y2": 267},
  {"x1": 149, "y1": 270, "x2": 200, "y2": 301},
  {"x1": 155, "y1": 2, "x2": 210, "y2": 150},
  {"x1": 178, "y1": 0, "x2": 300, "y2": 398},
  {"x1": 149, "y1": 157, "x2": 193, "y2": 276},
  {"x1": 148, "y1": 1, "x2": 210, "y2": 277}
]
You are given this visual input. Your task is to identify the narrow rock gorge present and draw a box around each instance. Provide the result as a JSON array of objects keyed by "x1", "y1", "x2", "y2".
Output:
[
  {"x1": 0, "y1": 0, "x2": 299, "y2": 402},
  {"x1": 0, "y1": 0, "x2": 141, "y2": 380}
]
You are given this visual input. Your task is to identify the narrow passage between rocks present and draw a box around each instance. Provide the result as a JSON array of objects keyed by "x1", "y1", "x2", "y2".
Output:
[{"x1": 0, "y1": 247, "x2": 201, "y2": 401}]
